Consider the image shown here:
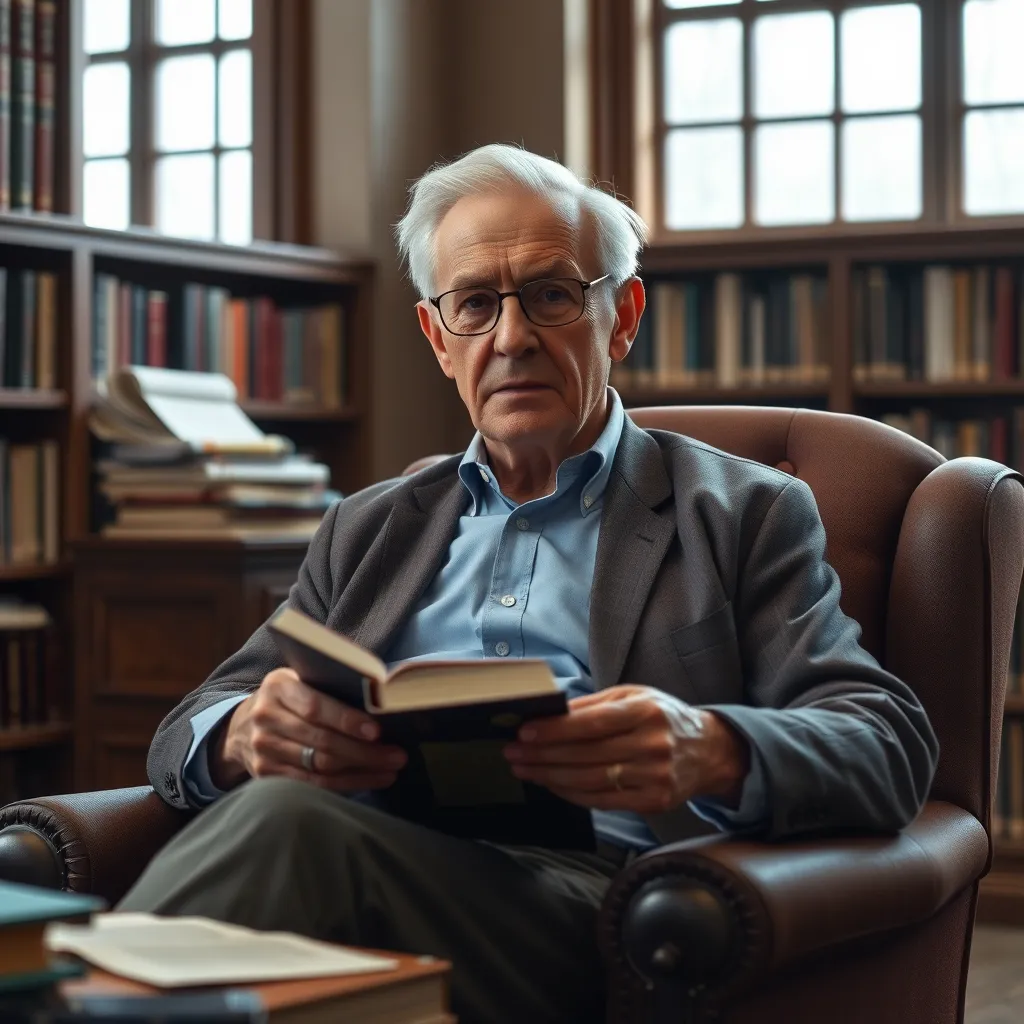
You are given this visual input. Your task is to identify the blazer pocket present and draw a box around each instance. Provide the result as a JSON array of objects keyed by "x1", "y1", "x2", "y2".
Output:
[{"x1": 669, "y1": 603, "x2": 744, "y2": 704}]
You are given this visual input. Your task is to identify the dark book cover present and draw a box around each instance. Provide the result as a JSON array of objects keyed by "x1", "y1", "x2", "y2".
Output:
[
  {"x1": 9, "y1": 0, "x2": 33, "y2": 212},
  {"x1": 886, "y1": 269, "x2": 906, "y2": 377},
  {"x1": 31, "y1": 0, "x2": 51, "y2": 212},
  {"x1": 0, "y1": 0, "x2": 11, "y2": 211},
  {"x1": 268, "y1": 623, "x2": 596, "y2": 850}
]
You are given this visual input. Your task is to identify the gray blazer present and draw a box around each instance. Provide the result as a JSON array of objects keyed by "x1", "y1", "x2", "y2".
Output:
[{"x1": 148, "y1": 417, "x2": 939, "y2": 844}]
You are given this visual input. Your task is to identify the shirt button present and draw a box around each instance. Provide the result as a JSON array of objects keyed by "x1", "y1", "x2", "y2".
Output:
[
  {"x1": 500, "y1": 594, "x2": 516, "y2": 607},
  {"x1": 583, "y1": 494, "x2": 594, "y2": 508},
  {"x1": 515, "y1": 517, "x2": 530, "y2": 531},
  {"x1": 495, "y1": 641, "x2": 510, "y2": 656}
]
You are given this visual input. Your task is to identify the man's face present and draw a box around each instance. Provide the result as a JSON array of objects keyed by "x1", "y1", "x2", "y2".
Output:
[{"x1": 417, "y1": 188, "x2": 641, "y2": 451}]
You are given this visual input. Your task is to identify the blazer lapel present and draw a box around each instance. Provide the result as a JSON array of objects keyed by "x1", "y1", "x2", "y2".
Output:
[
  {"x1": 589, "y1": 418, "x2": 676, "y2": 689},
  {"x1": 350, "y1": 469, "x2": 469, "y2": 657}
]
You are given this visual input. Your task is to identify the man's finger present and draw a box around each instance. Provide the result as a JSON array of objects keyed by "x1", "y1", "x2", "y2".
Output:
[
  {"x1": 519, "y1": 695, "x2": 651, "y2": 744},
  {"x1": 273, "y1": 674, "x2": 381, "y2": 740},
  {"x1": 255, "y1": 719, "x2": 407, "y2": 774},
  {"x1": 512, "y1": 759, "x2": 661, "y2": 793}
]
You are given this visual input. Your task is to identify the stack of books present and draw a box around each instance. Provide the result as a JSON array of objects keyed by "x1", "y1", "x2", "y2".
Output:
[{"x1": 91, "y1": 367, "x2": 339, "y2": 540}]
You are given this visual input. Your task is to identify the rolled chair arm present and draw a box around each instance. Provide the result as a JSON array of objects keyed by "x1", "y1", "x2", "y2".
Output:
[
  {"x1": 599, "y1": 801, "x2": 987, "y2": 1013},
  {"x1": 0, "y1": 787, "x2": 194, "y2": 905}
]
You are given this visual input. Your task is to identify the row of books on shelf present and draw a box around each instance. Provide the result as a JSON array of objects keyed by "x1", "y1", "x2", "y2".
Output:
[
  {"x1": 880, "y1": 408, "x2": 1024, "y2": 466},
  {"x1": 610, "y1": 272, "x2": 830, "y2": 390},
  {"x1": 0, "y1": 599, "x2": 54, "y2": 730},
  {"x1": 0, "y1": 0, "x2": 57, "y2": 213},
  {"x1": 853, "y1": 264, "x2": 1024, "y2": 383},
  {"x1": 0, "y1": 437, "x2": 57, "y2": 565},
  {"x1": 0, "y1": 267, "x2": 57, "y2": 388},
  {"x1": 93, "y1": 276, "x2": 348, "y2": 407}
]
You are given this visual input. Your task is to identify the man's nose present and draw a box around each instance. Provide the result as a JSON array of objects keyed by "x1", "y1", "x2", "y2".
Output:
[{"x1": 492, "y1": 296, "x2": 539, "y2": 357}]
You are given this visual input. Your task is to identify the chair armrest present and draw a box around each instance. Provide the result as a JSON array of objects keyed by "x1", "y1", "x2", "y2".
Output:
[
  {"x1": 599, "y1": 801, "x2": 987, "y2": 1009},
  {"x1": 0, "y1": 787, "x2": 195, "y2": 905}
]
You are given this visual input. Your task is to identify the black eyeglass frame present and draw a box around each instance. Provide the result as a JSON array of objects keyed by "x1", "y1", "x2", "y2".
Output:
[{"x1": 428, "y1": 274, "x2": 612, "y2": 337}]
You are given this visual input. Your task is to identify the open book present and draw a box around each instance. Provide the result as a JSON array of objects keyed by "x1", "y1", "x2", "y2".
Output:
[
  {"x1": 267, "y1": 607, "x2": 595, "y2": 849},
  {"x1": 91, "y1": 366, "x2": 291, "y2": 455}
]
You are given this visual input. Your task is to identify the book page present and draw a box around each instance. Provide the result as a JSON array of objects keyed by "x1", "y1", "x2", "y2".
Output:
[
  {"x1": 45, "y1": 914, "x2": 397, "y2": 989},
  {"x1": 115, "y1": 368, "x2": 269, "y2": 448}
]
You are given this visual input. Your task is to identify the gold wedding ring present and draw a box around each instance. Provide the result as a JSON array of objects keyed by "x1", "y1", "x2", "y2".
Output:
[
  {"x1": 607, "y1": 762, "x2": 625, "y2": 791},
  {"x1": 301, "y1": 745, "x2": 316, "y2": 772}
]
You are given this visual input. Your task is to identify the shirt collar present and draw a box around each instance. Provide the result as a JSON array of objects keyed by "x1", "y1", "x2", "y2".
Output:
[{"x1": 457, "y1": 387, "x2": 626, "y2": 517}]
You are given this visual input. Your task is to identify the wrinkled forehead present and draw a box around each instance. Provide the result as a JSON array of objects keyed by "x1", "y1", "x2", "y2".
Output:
[{"x1": 431, "y1": 186, "x2": 599, "y2": 291}]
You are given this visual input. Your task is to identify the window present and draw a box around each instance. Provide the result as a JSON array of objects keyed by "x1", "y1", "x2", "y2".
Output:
[
  {"x1": 961, "y1": 0, "x2": 1024, "y2": 217},
  {"x1": 627, "y1": 0, "x2": 1024, "y2": 236},
  {"x1": 82, "y1": 0, "x2": 257, "y2": 244}
]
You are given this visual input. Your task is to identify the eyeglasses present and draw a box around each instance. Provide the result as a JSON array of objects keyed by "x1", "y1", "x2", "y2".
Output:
[{"x1": 429, "y1": 275, "x2": 611, "y2": 337}]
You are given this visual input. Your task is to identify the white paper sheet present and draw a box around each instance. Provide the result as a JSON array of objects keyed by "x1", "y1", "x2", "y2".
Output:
[{"x1": 45, "y1": 913, "x2": 398, "y2": 988}]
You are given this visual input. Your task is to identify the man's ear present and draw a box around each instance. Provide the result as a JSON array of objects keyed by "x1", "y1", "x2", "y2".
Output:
[
  {"x1": 609, "y1": 278, "x2": 646, "y2": 364},
  {"x1": 417, "y1": 301, "x2": 456, "y2": 380}
]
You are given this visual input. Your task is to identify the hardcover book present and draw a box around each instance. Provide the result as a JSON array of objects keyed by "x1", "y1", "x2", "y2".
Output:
[{"x1": 267, "y1": 606, "x2": 596, "y2": 850}]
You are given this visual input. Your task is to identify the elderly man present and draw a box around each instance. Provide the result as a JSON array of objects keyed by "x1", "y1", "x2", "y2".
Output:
[{"x1": 120, "y1": 144, "x2": 938, "y2": 1024}]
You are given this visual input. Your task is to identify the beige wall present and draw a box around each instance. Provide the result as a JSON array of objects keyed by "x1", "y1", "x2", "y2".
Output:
[{"x1": 311, "y1": 0, "x2": 566, "y2": 481}]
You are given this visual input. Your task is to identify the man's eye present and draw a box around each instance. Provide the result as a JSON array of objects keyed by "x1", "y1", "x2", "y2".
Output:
[
  {"x1": 540, "y1": 287, "x2": 571, "y2": 303},
  {"x1": 459, "y1": 292, "x2": 492, "y2": 311}
]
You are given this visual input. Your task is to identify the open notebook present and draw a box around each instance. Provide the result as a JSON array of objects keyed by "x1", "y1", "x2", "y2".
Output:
[{"x1": 45, "y1": 914, "x2": 399, "y2": 988}]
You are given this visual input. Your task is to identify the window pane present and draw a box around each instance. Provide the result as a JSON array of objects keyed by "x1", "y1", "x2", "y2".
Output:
[
  {"x1": 219, "y1": 50, "x2": 252, "y2": 148},
  {"x1": 84, "y1": 0, "x2": 130, "y2": 54},
  {"x1": 964, "y1": 0, "x2": 1024, "y2": 105},
  {"x1": 155, "y1": 0, "x2": 215, "y2": 46},
  {"x1": 755, "y1": 121, "x2": 834, "y2": 225},
  {"x1": 842, "y1": 115, "x2": 921, "y2": 222},
  {"x1": 156, "y1": 55, "x2": 216, "y2": 152},
  {"x1": 754, "y1": 11, "x2": 834, "y2": 119},
  {"x1": 219, "y1": 150, "x2": 252, "y2": 244},
  {"x1": 219, "y1": 0, "x2": 253, "y2": 40},
  {"x1": 841, "y1": 4, "x2": 921, "y2": 114},
  {"x1": 964, "y1": 108, "x2": 1024, "y2": 216},
  {"x1": 665, "y1": 20, "x2": 742, "y2": 124},
  {"x1": 83, "y1": 63, "x2": 130, "y2": 157},
  {"x1": 665, "y1": 126, "x2": 744, "y2": 230},
  {"x1": 156, "y1": 154, "x2": 215, "y2": 240},
  {"x1": 84, "y1": 159, "x2": 129, "y2": 230}
]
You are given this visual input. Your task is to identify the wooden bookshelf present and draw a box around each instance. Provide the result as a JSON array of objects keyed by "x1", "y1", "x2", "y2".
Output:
[
  {"x1": 0, "y1": 388, "x2": 69, "y2": 409},
  {"x1": 637, "y1": 224, "x2": 1024, "y2": 926},
  {"x1": 0, "y1": 722, "x2": 73, "y2": 753},
  {"x1": 0, "y1": 218, "x2": 374, "y2": 803}
]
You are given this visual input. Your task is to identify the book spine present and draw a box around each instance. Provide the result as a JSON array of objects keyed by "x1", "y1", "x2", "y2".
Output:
[
  {"x1": 17, "y1": 266, "x2": 35, "y2": 386},
  {"x1": 0, "y1": 0, "x2": 11, "y2": 211},
  {"x1": 35, "y1": 269, "x2": 54, "y2": 387},
  {"x1": 9, "y1": 0, "x2": 33, "y2": 212},
  {"x1": 131, "y1": 285, "x2": 146, "y2": 365},
  {"x1": 147, "y1": 290, "x2": 168, "y2": 367},
  {"x1": 31, "y1": 0, "x2": 51, "y2": 212},
  {"x1": 4, "y1": 268, "x2": 23, "y2": 386}
]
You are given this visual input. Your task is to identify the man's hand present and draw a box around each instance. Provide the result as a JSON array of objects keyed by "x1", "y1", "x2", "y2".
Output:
[
  {"x1": 503, "y1": 685, "x2": 750, "y2": 814},
  {"x1": 209, "y1": 668, "x2": 407, "y2": 791}
]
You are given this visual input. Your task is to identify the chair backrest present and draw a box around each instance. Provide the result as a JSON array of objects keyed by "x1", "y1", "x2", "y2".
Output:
[{"x1": 402, "y1": 405, "x2": 1024, "y2": 821}]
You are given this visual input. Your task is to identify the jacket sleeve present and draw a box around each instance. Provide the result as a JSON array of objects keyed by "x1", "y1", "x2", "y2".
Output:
[
  {"x1": 145, "y1": 499, "x2": 343, "y2": 809},
  {"x1": 707, "y1": 476, "x2": 940, "y2": 838}
]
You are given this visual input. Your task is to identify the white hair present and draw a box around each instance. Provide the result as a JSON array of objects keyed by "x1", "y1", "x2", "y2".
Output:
[{"x1": 395, "y1": 143, "x2": 649, "y2": 299}]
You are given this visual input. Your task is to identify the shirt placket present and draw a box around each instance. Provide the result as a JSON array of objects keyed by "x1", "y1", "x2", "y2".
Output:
[{"x1": 480, "y1": 506, "x2": 540, "y2": 660}]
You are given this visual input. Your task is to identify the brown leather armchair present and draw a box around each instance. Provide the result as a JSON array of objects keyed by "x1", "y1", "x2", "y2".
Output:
[{"x1": 1, "y1": 406, "x2": 1022, "y2": 1024}]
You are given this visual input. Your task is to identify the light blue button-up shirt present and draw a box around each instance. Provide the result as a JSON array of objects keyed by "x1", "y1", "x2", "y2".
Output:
[{"x1": 182, "y1": 388, "x2": 767, "y2": 847}]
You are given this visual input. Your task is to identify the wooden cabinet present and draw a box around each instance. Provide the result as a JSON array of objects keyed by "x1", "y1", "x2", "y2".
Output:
[{"x1": 72, "y1": 537, "x2": 309, "y2": 792}]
